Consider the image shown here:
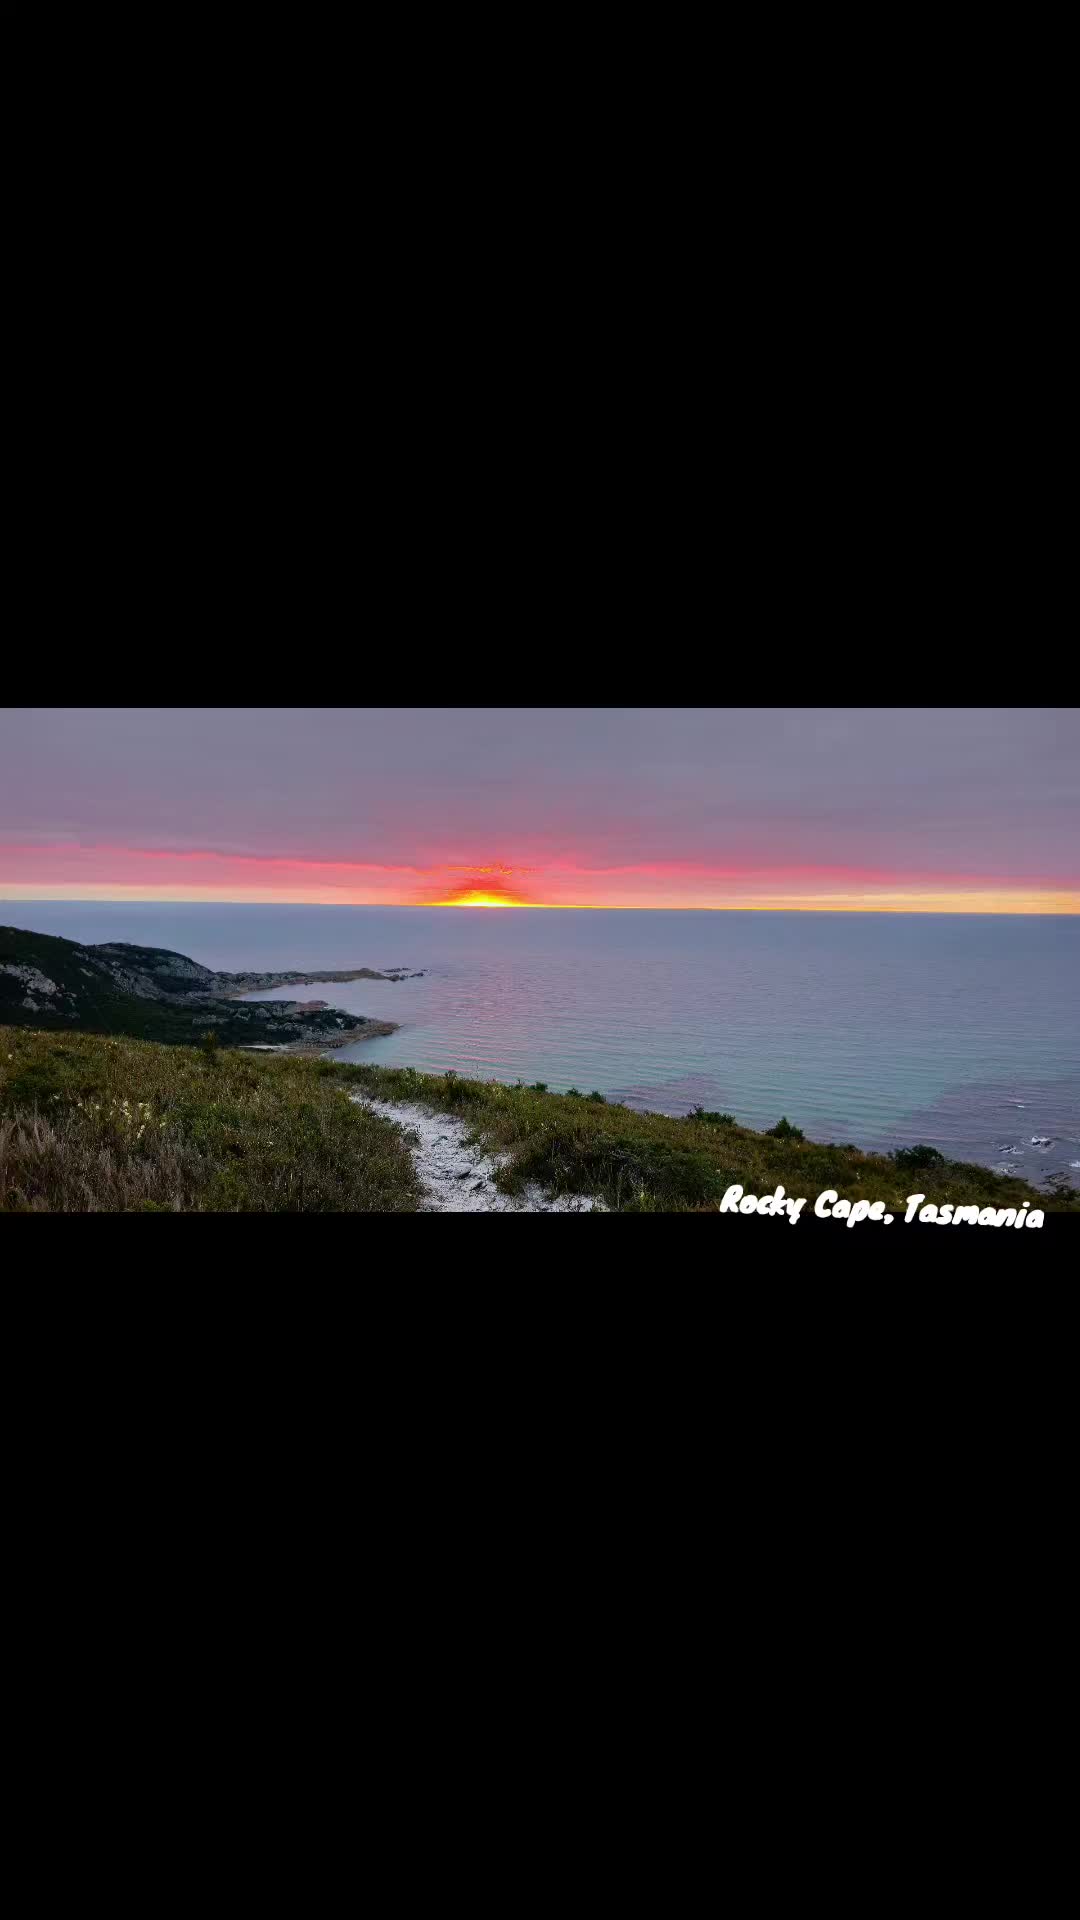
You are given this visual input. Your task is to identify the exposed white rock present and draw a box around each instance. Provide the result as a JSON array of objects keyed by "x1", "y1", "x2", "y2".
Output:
[
  {"x1": 1, "y1": 963, "x2": 58, "y2": 994},
  {"x1": 349, "y1": 1093, "x2": 604, "y2": 1213}
]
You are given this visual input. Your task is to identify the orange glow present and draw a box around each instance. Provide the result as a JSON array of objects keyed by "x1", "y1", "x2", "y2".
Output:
[
  {"x1": 1, "y1": 879, "x2": 1079, "y2": 913},
  {"x1": 1, "y1": 838, "x2": 1078, "y2": 914},
  {"x1": 436, "y1": 889, "x2": 526, "y2": 908}
]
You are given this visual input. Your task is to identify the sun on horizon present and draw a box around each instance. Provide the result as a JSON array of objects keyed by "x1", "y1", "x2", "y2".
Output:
[{"x1": 436, "y1": 888, "x2": 527, "y2": 908}]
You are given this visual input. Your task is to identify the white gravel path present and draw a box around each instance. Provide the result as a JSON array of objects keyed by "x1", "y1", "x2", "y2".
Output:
[{"x1": 349, "y1": 1094, "x2": 604, "y2": 1212}]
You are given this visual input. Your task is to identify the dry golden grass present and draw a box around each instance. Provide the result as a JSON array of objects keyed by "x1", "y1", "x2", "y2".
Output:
[{"x1": 0, "y1": 1026, "x2": 420, "y2": 1212}]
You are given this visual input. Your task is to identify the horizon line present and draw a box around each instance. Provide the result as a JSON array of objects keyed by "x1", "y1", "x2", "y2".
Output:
[{"x1": 4, "y1": 898, "x2": 1079, "y2": 919}]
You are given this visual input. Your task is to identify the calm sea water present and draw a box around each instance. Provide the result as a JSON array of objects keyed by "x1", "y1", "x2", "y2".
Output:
[{"x1": 8, "y1": 903, "x2": 1079, "y2": 1185}]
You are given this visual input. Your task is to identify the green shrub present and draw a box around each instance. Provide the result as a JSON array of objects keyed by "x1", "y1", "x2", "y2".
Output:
[
  {"x1": 766, "y1": 1116, "x2": 804, "y2": 1141},
  {"x1": 890, "y1": 1144, "x2": 945, "y2": 1170}
]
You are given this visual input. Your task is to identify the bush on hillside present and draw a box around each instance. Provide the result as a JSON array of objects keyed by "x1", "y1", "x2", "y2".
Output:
[{"x1": 890, "y1": 1144, "x2": 945, "y2": 1170}]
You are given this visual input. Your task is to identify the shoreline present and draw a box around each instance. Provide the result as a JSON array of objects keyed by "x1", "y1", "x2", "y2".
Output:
[
  {"x1": 223, "y1": 966, "x2": 422, "y2": 1050},
  {"x1": 240, "y1": 1022, "x2": 396, "y2": 1056},
  {"x1": 221, "y1": 967, "x2": 421, "y2": 1049},
  {"x1": 216, "y1": 966, "x2": 423, "y2": 999}
]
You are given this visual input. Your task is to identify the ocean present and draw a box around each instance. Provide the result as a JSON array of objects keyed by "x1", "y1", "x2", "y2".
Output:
[{"x1": 7, "y1": 902, "x2": 1079, "y2": 1186}]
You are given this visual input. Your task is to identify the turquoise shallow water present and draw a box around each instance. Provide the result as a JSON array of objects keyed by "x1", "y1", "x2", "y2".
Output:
[{"x1": 8, "y1": 903, "x2": 1079, "y2": 1185}]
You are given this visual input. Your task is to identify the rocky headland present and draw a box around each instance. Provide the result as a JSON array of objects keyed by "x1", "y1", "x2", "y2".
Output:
[{"x1": 0, "y1": 926, "x2": 412, "y2": 1051}]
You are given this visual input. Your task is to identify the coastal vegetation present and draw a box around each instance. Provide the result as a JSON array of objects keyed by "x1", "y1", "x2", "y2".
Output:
[
  {"x1": 0, "y1": 1026, "x2": 419, "y2": 1211},
  {"x1": 3, "y1": 1029, "x2": 1074, "y2": 1215},
  {"x1": 340, "y1": 1064, "x2": 1076, "y2": 1214}
]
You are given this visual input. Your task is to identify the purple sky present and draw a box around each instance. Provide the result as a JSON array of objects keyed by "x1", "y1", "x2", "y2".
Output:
[{"x1": 0, "y1": 708, "x2": 1076, "y2": 910}]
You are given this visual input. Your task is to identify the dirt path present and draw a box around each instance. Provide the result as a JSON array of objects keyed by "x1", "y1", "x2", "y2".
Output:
[{"x1": 348, "y1": 1093, "x2": 604, "y2": 1213}]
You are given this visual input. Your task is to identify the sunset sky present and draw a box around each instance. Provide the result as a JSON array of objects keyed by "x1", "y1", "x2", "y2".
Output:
[{"x1": 1, "y1": 708, "x2": 1076, "y2": 913}]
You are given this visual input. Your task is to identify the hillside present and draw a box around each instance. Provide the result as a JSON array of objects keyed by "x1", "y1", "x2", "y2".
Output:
[
  {"x1": 2, "y1": 1026, "x2": 1075, "y2": 1213},
  {"x1": 337, "y1": 1062, "x2": 1078, "y2": 1215},
  {"x1": 0, "y1": 924, "x2": 399, "y2": 1049},
  {"x1": 0, "y1": 1026, "x2": 419, "y2": 1210}
]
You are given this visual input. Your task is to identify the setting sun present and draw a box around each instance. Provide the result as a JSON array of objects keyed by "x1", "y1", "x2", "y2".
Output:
[{"x1": 437, "y1": 889, "x2": 524, "y2": 908}]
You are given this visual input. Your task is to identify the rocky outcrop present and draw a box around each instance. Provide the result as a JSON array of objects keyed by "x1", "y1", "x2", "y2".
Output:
[
  {"x1": 213, "y1": 966, "x2": 421, "y2": 995},
  {"x1": 1, "y1": 962, "x2": 60, "y2": 995},
  {"x1": 90, "y1": 944, "x2": 219, "y2": 998},
  {"x1": 202, "y1": 997, "x2": 397, "y2": 1049},
  {"x1": 0, "y1": 925, "x2": 411, "y2": 1051}
]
